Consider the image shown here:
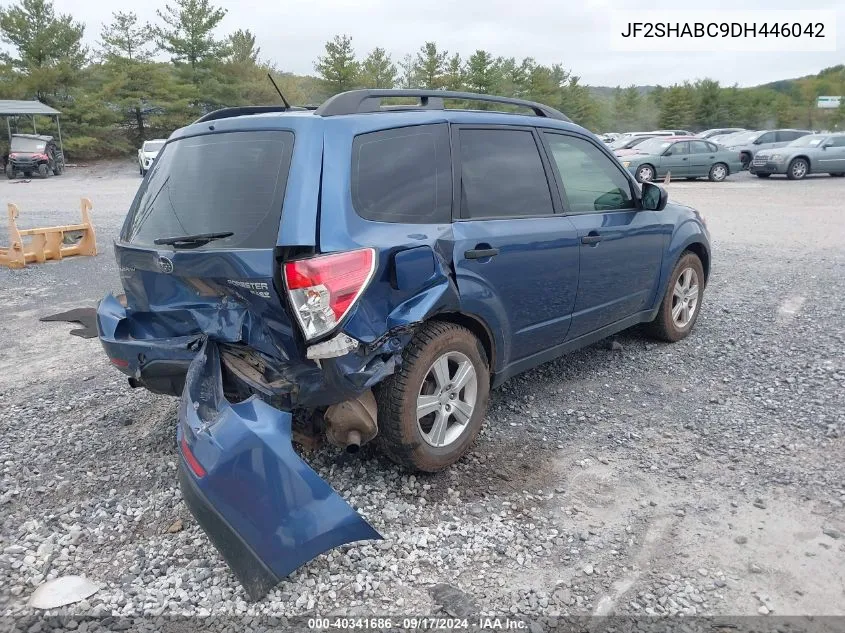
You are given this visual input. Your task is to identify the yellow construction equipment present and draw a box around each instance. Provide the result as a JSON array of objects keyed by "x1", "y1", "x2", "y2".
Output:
[{"x1": 0, "y1": 198, "x2": 96, "y2": 269}]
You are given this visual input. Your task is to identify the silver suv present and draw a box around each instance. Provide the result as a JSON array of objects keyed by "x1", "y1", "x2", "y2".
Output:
[
  {"x1": 723, "y1": 129, "x2": 811, "y2": 169},
  {"x1": 750, "y1": 133, "x2": 845, "y2": 180}
]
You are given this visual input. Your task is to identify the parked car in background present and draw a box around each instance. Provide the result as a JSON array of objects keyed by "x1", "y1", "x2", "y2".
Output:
[
  {"x1": 750, "y1": 132, "x2": 845, "y2": 179},
  {"x1": 721, "y1": 129, "x2": 811, "y2": 170},
  {"x1": 696, "y1": 128, "x2": 745, "y2": 139},
  {"x1": 599, "y1": 132, "x2": 622, "y2": 144},
  {"x1": 652, "y1": 129, "x2": 692, "y2": 136},
  {"x1": 5, "y1": 134, "x2": 64, "y2": 179},
  {"x1": 97, "y1": 89, "x2": 711, "y2": 600},
  {"x1": 619, "y1": 136, "x2": 742, "y2": 182},
  {"x1": 610, "y1": 133, "x2": 667, "y2": 154},
  {"x1": 138, "y1": 139, "x2": 166, "y2": 176},
  {"x1": 709, "y1": 130, "x2": 751, "y2": 146}
]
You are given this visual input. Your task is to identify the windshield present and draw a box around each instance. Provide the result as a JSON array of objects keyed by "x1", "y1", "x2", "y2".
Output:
[
  {"x1": 143, "y1": 141, "x2": 165, "y2": 152},
  {"x1": 631, "y1": 138, "x2": 673, "y2": 154},
  {"x1": 787, "y1": 135, "x2": 826, "y2": 147},
  {"x1": 723, "y1": 131, "x2": 760, "y2": 145},
  {"x1": 123, "y1": 130, "x2": 294, "y2": 250},
  {"x1": 11, "y1": 137, "x2": 47, "y2": 153}
]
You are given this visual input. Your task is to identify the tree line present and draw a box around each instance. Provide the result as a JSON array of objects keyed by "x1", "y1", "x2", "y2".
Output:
[{"x1": 1, "y1": 0, "x2": 843, "y2": 159}]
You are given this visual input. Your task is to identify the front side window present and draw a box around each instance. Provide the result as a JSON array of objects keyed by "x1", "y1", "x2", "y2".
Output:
[
  {"x1": 123, "y1": 130, "x2": 293, "y2": 249},
  {"x1": 459, "y1": 128, "x2": 554, "y2": 219},
  {"x1": 544, "y1": 133, "x2": 635, "y2": 214},
  {"x1": 827, "y1": 135, "x2": 845, "y2": 148},
  {"x1": 351, "y1": 124, "x2": 451, "y2": 224},
  {"x1": 756, "y1": 132, "x2": 776, "y2": 144}
]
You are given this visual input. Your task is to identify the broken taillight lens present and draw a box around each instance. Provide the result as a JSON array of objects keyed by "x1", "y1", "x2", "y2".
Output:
[{"x1": 284, "y1": 248, "x2": 376, "y2": 341}]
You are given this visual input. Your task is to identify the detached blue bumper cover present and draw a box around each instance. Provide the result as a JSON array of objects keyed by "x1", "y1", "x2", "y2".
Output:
[{"x1": 177, "y1": 340, "x2": 381, "y2": 600}]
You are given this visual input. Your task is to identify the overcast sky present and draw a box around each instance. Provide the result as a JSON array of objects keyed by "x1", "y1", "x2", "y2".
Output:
[{"x1": 60, "y1": 0, "x2": 843, "y2": 87}]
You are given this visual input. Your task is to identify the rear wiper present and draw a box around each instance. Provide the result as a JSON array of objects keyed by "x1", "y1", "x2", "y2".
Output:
[{"x1": 153, "y1": 232, "x2": 234, "y2": 248}]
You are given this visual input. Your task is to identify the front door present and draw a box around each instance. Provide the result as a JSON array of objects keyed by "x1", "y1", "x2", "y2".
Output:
[
  {"x1": 451, "y1": 126, "x2": 580, "y2": 366},
  {"x1": 540, "y1": 131, "x2": 667, "y2": 340},
  {"x1": 818, "y1": 135, "x2": 845, "y2": 172},
  {"x1": 658, "y1": 141, "x2": 690, "y2": 178}
]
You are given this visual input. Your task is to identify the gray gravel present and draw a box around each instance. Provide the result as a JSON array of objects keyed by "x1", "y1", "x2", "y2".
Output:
[{"x1": 1, "y1": 163, "x2": 844, "y2": 628}]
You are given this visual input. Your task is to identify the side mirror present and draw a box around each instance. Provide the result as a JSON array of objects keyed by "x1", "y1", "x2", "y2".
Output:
[
  {"x1": 752, "y1": 139, "x2": 763, "y2": 145},
  {"x1": 663, "y1": 150, "x2": 673, "y2": 156},
  {"x1": 822, "y1": 141, "x2": 834, "y2": 149},
  {"x1": 641, "y1": 182, "x2": 668, "y2": 211}
]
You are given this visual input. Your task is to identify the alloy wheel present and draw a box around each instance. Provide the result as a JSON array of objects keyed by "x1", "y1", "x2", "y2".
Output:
[
  {"x1": 671, "y1": 267, "x2": 700, "y2": 328},
  {"x1": 416, "y1": 351, "x2": 478, "y2": 448}
]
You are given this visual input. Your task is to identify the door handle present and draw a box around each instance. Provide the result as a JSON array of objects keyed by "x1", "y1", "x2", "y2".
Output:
[
  {"x1": 465, "y1": 247, "x2": 499, "y2": 259},
  {"x1": 581, "y1": 234, "x2": 603, "y2": 245},
  {"x1": 682, "y1": 157, "x2": 688, "y2": 161}
]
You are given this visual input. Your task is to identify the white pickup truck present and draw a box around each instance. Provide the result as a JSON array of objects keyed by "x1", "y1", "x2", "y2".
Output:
[{"x1": 137, "y1": 139, "x2": 166, "y2": 176}]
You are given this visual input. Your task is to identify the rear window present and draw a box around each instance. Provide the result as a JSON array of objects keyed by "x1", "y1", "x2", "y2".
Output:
[
  {"x1": 351, "y1": 124, "x2": 451, "y2": 224},
  {"x1": 123, "y1": 130, "x2": 294, "y2": 249}
]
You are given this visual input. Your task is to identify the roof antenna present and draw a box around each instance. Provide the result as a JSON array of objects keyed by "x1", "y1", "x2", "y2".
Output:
[{"x1": 267, "y1": 73, "x2": 291, "y2": 109}]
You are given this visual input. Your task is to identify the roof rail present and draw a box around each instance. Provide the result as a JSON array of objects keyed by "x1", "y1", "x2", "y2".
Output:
[
  {"x1": 193, "y1": 105, "x2": 313, "y2": 124},
  {"x1": 313, "y1": 89, "x2": 571, "y2": 122}
]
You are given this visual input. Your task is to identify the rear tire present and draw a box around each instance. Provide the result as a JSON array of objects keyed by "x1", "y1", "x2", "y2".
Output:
[
  {"x1": 375, "y1": 321, "x2": 490, "y2": 473},
  {"x1": 787, "y1": 158, "x2": 808, "y2": 180},
  {"x1": 708, "y1": 163, "x2": 728, "y2": 182},
  {"x1": 644, "y1": 252, "x2": 705, "y2": 343},
  {"x1": 756, "y1": 173, "x2": 771, "y2": 178},
  {"x1": 831, "y1": 173, "x2": 845, "y2": 178}
]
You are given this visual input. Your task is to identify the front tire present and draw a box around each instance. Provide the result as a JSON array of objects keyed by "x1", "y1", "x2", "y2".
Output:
[
  {"x1": 376, "y1": 322, "x2": 490, "y2": 472},
  {"x1": 830, "y1": 172, "x2": 844, "y2": 178},
  {"x1": 787, "y1": 158, "x2": 808, "y2": 180},
  {"x1": 635, "y1": 164, "x2": 655, "y2": 183},
  {"x1": 708, "y1": 163, "x2": 728, "y2": 182},
  {"x1": 38, "y1": 164, "x2": 49, "y2": 178},
  {"x1": 5, "y1": 165, "x2": 14, "y2": 180},
  {"x1": 645, "y1": 252, "x2": 705, "y2": 343}
]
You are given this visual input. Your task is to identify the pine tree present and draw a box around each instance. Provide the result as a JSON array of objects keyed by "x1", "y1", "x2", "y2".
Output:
[
  {"x1": 100, "y1": 11, "x2": 154, "y2": 62},
  {"x1": 464, "y1": 50, "x2": 497, "y2": 95},
  {"x1": 0, "y1": 0, "x2": 87, "y2": 101},
  {"x1": 228, "y1": 29, "x2": 259, "y2": 65},
  {"x1": 154, "y1": 0, "x2": 227, "y2": 70},
  {"x1": 443, "y1": 53, "x2": 463, "y2": 91},
  {"x1": 413, "y1": 42, "x2": 447, "y2": 89},
  {"x1": 360, "y1": 48, "x2": 396, "y2": 89},
  {"x1": 314, "y1": 34, "x2": 359, "y2": 95}
]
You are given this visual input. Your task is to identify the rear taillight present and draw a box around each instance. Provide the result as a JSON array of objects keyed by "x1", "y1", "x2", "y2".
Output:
[
  {"x1": 284, "y1": 248, "x2": 376, "y2": 340},
  {"x1": 180, "y1": 436, "x2": 207, "y2": 477}
]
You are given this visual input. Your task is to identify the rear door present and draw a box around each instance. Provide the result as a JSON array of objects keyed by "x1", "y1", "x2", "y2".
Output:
[
  {"x1": 690, "y1": 140, "x2": 717, "y2": 176},
  {"x1": 117, "y1": 123, "x2": 320, "y2": 363},
  {"x1": 451, "y1": 125, "x2": 579, "y2": 365},
  {"x1": 541, "y1": 131, "x2": 667, "y2": 340},
  {"x1": 658, "y1": 141, "x2": 690, "y2": 178}
]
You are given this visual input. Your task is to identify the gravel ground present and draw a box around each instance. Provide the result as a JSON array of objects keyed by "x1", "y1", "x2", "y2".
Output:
[{"x1": 1, "y1": 162, "x2": 843, "y2": 631}]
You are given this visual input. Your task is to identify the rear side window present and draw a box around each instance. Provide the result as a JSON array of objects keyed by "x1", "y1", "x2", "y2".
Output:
[
  {"x1": 351, "y1": 124, "x2": 451, "y2": 224},
  {"x1": 123, "y1": 131, "x2": 293, "y2": 249},
  {"x1": 459, "y1": 128, "x2": 553, "y2": 219},
  {"x1": 691, "y1": 141, "x2": 713, "y2": 154}
]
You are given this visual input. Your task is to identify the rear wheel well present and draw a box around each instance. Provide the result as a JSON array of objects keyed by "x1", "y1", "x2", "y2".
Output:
[
  {"x1": 684, "y1": 243, "x2": 710, "y2": 283},
  {"x1": 430, "y1": 312, "x2": 495, "y2": 373}
]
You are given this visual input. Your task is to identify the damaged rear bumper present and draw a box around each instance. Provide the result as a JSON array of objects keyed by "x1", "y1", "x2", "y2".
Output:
[{"x1": 176, "y1": 339, "x2": 381, "y2": 600}]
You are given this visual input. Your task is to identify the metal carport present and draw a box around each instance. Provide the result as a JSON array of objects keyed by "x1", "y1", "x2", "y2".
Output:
[{"x1": 0, "y1": 100, "x2": 64, "y2": 159}]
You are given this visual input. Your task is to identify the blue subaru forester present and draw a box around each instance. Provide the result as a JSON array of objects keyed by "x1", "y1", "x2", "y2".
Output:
[{"x1": 97, "y1": 90, "x2": 711, "y2": 599}]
